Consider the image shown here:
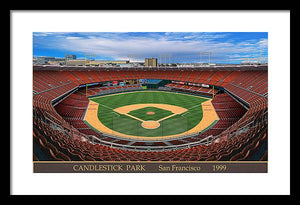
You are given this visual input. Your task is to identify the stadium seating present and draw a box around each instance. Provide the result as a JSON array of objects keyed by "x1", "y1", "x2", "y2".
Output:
[{"x1": 33, "y1": 68, "x2": 268, "y2": 161}]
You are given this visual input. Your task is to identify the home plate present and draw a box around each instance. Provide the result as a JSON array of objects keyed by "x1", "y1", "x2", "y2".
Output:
[{"x1": 141, "y1": 121, "x2": 160, "y2": 129}]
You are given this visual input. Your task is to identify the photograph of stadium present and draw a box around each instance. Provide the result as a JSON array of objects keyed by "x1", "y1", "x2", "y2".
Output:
[{"x1": 32, "y1": 32, "x2": 268, "y2": 172}]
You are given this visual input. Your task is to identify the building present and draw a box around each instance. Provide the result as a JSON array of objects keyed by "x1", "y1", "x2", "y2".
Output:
[
  {"x1": 145, "y1": 58, "x2": 157, "y2": 67},
  {"x1": 65, "y1": 60, "x2": 130, "y2": 66},
  {"x1": 66, "y1": 60, "x2": 86, "y2": 66},
  {"x1": 35, "y1": 57, "x2": 56, "y2": 65},
  {"x1": 65, "y1": 54, "x2": 77, "y2": 61},
  {"x1": 119, "y1": 63, "x2": 134, "y2": 68},
  {"x1": 87, "y1": 60, "x2": 129, "y2": 66},
  {"x1": 48, "y1": 58, "x2": 67, "y2": 65}
]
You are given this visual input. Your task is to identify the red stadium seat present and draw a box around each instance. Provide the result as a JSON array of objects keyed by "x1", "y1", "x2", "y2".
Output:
[{"x1": 33, "y1": 68, "x2": 268, "y2": 162}]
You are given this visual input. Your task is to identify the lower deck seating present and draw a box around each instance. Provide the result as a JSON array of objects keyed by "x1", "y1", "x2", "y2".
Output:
[{"x1": 33, "y1": 116, "x2": 267, "y2": 161}]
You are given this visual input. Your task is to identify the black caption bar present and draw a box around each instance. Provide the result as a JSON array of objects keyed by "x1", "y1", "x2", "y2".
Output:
[{"x1": 33, "y1": 161, "x2": 267, "y2": 173}]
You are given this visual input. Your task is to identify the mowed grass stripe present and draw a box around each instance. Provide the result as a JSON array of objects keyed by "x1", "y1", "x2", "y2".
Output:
[{"x1": 90, "y1": 91, "x2": 208, "y2": 137}]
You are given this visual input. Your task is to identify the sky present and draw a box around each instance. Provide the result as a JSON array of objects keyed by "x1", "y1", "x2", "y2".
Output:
[{"x1": 33, "y1": 32, "x2": 268, "y2": 64}]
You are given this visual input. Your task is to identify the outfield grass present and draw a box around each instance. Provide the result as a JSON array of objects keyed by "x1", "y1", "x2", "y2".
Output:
[{"x1": 89, "y1": 91, "x2": 209, "y2": 137}]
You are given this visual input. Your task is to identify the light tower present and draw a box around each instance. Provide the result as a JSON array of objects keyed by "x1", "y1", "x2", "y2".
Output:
[
  {"x1": 83, "y1": 53, "x2": 96, "y2": 66},
  {"x1": 166, "y1": 53, "x2": 172, "y2": 65},
  {"x1": 200, "y1": 52, "x2": 212, "y2": 65},
  {"x1": 127, "y1": 54, "x2": 141, "y2": 63},
  {"x1": 159, "y1": 54, "x2": 165, "y2": 66},
  {"x1": 159, "y1": 53, "x2": 172, "y2": 66}
]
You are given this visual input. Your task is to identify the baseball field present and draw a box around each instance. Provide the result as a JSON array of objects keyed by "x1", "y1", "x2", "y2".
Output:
[{"x1": 84, "y1": 91, "x2": 219, "y2": 141}]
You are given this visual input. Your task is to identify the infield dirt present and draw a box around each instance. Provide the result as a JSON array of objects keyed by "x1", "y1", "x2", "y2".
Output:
[{"x1": 84, "y1": 100, "x2": 219, "y2": 141}]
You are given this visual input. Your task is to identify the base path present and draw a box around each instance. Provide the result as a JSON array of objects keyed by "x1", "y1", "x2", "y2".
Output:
[
  {"x1": 114, "y1": 103, "x2": 187, "y2": 115},
  {"x1": 114, "y1": 103, "x2": 187, "y2": 129},
  {"x1": 84, "y1": 100, "x2": 219, "y2": 141}
]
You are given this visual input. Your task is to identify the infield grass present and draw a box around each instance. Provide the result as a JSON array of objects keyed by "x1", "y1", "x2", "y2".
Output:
[{"x1": 128, "y1": 106, "x2": 174, "y2": 121}]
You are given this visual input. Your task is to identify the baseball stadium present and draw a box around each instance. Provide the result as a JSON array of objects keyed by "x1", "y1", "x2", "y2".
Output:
[{"x1": 33, "y1": 65, "x2": 268, "y2": 161}]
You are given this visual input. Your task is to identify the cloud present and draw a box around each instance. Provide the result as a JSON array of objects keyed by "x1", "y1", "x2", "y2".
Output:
[
  {"x1": 65, "y1": 36, "x2": 82, "y2": 40},
  {"x1": 257, "y1": 38, "x2": 268, "y2": 48},
  {"x1": 33, "y1": 32, "x2": 56, "y2": 37},
  {"x1": 33, "y1": 33, "x2": 48, "y2": 37},
  {"x1": 33, "y1": 32, "x2": 268, "y2": 63}
]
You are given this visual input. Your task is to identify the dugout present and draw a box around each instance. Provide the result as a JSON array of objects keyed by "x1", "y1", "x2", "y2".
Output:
[{"x1": 144, "y1": 79, "x2": 171, "y2": 89}]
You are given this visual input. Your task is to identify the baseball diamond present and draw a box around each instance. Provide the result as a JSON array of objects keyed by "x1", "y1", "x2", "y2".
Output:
[{"x1": 83, "y1": 91, "x2": 219, "y2": 141}]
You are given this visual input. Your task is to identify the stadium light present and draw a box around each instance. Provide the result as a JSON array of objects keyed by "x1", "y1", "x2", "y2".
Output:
[
  {"x1": 200, "y1": 52, "x2": 212, "y2": 65},
  {"x1": 159, "y1": 54, "x2": 165, "y2": 66},
  {"x1": 167, "y1": 54, "x2": 172, "y2": 64},
  {"x1": 128, "y1": 54, "x2": 141, "y2": 63},
  {"x1": 159, "y1": 53, "x2": 172, "y2": 66}
]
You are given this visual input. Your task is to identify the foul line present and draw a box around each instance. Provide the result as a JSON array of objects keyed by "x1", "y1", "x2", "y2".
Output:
[
  {"x1": 123, "y1": 113, "x2": 144, "y2": 122},
  {"x1": 181, "y1": 112, "x2": 190, "y2": 117},
  {"x1": 112, "y1": 112, "x2": 120, "y2": 117},
  {"x1": 157, "y1": 113, "x2": 178, "y2": 122},
  {"x1": 98, "y1": 103, "x2": 114, "y2": 110},
  {"x1": 188, "y1": 103, "x2": 204, "y2": 110}
]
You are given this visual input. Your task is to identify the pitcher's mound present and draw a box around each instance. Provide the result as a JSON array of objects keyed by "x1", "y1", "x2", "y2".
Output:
[
  {"x1": 146, "y1": 111, "x2": 155, "y2": 115},
  {"x1": 141, "y1": 121, "x2": 160, "y2": 129}
]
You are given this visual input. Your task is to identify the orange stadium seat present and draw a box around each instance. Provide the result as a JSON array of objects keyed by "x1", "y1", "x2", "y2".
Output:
[{"x1": 33, "y1": 67, "x2": 268, "y2": 161}]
